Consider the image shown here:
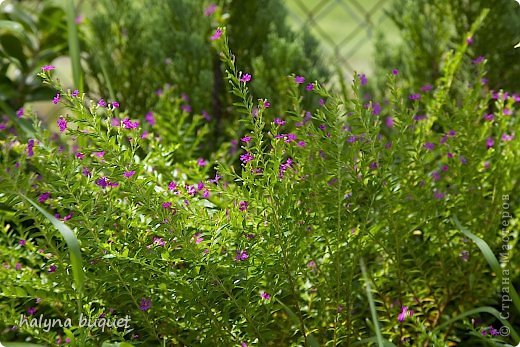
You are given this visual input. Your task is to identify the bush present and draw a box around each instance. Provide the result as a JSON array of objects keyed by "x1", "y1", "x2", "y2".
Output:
[{"x1": 1, "y1": 10, "x2": 519, "y2": 345}]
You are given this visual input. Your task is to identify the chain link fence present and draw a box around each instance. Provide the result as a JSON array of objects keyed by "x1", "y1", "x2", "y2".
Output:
[{"x1": 286, "y1": 0, "x2": 396, "y2": 77}]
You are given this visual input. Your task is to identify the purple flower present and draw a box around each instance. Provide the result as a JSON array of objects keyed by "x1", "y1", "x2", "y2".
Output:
[
  {"x1": 168, "y1": 181, "x2": 177, "y2": 191},
  {"x1": 162, "y1": 202, "x2": 172, "y2": 209},
  {"x1": 96, "y1": 177, "x2": 109, "y2": 188},
  {"x1": 239, "y1": 200, "x2": 249, "y2": 211},
  {"x1": 434, "y1": 190, "x2": 445, "y2": 199},
  {"x1": 52, "y1": 93, "x2": 60, "y2": 104},
  {"x1": 240, "y1": 73, "x2": 252, "y2": 83},
  {"x1": 431, "y1": 171, "x2": 441, "y2": 181},
  {"x1": 38, "y1": 192, "x2": 51, "y2": 203},
  {"x1": 197, "y1": 158, "x2": 208, "y2": 167},
  {"x1": 57, "y1": 117, "x2": 67, "y2": 132},
  {"x1": 16, "y1": 108, "x2": 24, "y2": 118},
  {"x1": 372, "y1": 103, "x2": 381, "y2": 115},
  {"x1": 483, "y1": 113, "x2": 494, "y2": 121},
  {"x1": 263, "y1": 100, "x2": 271, "y2": 108},
  {"x1": 41, "y1": 65, "x2": 55, "y2": 71},
  {"x1": 181, "y1": 104, "x2": 192, "y2": 113},
  {"x1": 82, "y1": 167, "x2": 91, "y2": 177},
  {"x1": 98, "y1": 99, "x2": 107, "y2": 107},
  {"x1": 466, "y1": 36, "x2": 473, "y2": 45},
  {"x1": 414, "y1": 114, "x2": 427, "y2": 121},
  {"x1": 241, "y1": 135, "x2": 252, "y2": 143},
  {"x1": 186, "y1": 185, "x2": 196, "y2": 196},
  {"x1": 409, "y1": 93, "x2": 421, "y2": 101},
  {"x1": 398, "y1": 306, "x2": 413, "y2": 322},
  {"x1": 502, "y1": 133, "x2": 514, "y2": 142},
  {"x1": 122, "y1": 118, "x2": 139, "y2": 129},
  {"x1": 27, "y1": 139, "x2": 35, "y2": 157},
  {"x1": 424, "y1": 142, "x2": 435, "y2": 151},
  {"x1": 473, "y1": 56, "x2": 485, "y2": 64},
  {"x1": 240, "y1": 152, "x2": 254, "y2": 164},
  {"x1": 261, "y1": 292, "x2": 271, "y2": 300},
  {"x1": 139, "y1": 298, "x2": 152, "y2": 311},
  {"x1": 210, "y1": 28, "x2": 222, "y2": 40},
  {"x1": 420, "y1": 84, "x2": 433, "y2": 92},
  {"x1": 392, "y1": 69, "x2": 399, "y2": 75},
  {"x1": 204, "y1": 3, "x2": 217, "y2": 16},
  {"x1": 71, "y1": 89, "x2": 79, "y2": 97},
  {"x1": 503, "y1": 108, "x2": 512, "y2": 116},
  {"x1": 297, "y1": 141, "x2": 306, "y2": 147},
  {"x1": 153, "y1": 237, "x2": 165, "y2": 247},
  {"x1": 279, "y1": 158, "x2": 293, "y2": 178},
  {"x1": 111, "y1": 101, "x2": 120, "y2": 109},
  {"x1": 93, "y1": 151, "x2": 105, "y2": 158},
  {"x1": 294, "y1": 75, "x2": 305, "y2": 84},
  {"x1": 274, "y1": 118, "x2": 286, "y2": 126},
  {"x1": 235, "y1": 250, "x2": 249, "y2": 261},
  {"x1": 486, "y1": 137, "x2": 494, "y2": 149},
  {"x1": 124, "y1": 170, "x2": 135, "y2": 178},
  {"x1": 358, "y1": 74, "x2": 367, "y2": 86},
  {"x1": 306, "y1": 83, "x2": 314, "y2": 91},
  {"x1": 385, "y1": 117, "x2": 394, "y2": 128},
  {"x1": 319, "y1": 98, "x2": 325, "y2": 106},
  {"x1": 19, "y1": 239, "x2": 26, "y2": 246},
  {"x1": 27, "y1": 307, "x2": 37, "y2": 315},
  {"x1": 460, "y1": 250, "x2": 470, "y2": 262},
  {"x1": 48, "y1": 264, "x2": 57, "y2": 273},
  {"x1": 369, "y1": 162, "x2": 378, "y2": 170}
]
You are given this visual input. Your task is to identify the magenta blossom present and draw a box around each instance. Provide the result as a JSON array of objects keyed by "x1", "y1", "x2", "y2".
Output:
[
  {"x1": 98, "y1": 99, "x2": 107, "y2": 107},
  {"x1": 124, "y1": 170, "x2": 135, "y2": 178},
  {"x1": 57, "y1": 117, "x2": 67, "y2": 132},
  {"x1": 145, "y1": 112, "x2": 155, "y2": 125},
  {"x1": 235, "y1": 250, "x2": 249, "y2": 261},
  {"x1": 38, "y1": 192, "x2": 51, "y2": 203},
  {"x1": 241, "y1": 135, "x2": 252, "y2": 143},
  {"x1": 168, "y1": 181, "x2": 177, "y2": 191},
  {"x1": 111, "y1": 101, "x2": 120, "y2": 109},
  {"x1": 210, "y1": 28, "x2": 222, "y2": 40},
  {"x1": 239, "y1": 200, "x2": 249, "y2": 211},
  {"x1": 122, "y1": 118, "x2": 139, "y2": 129},
  {"x1": 274, "y1": 118, "x2": 286, "y2": 126},
  {"x1": 240, "y1": 73, "x2": 252, "y2": 83},
  {"x1": 197, "y1": 158, "x2": 207, "y2": 167},
  {"x1": 41, "y1": 65, "x2": 55, "y2": 71},
  {"x1": 240, "y1": 152, "x2": 254, "y2": 164},
  {"x1": 16, "y1": 108, "x2": 24, "y2": 118},
  {"x1": 52, "y1": 93, "x2": 60, "y2": 104},
  {"x1": 204, "y1": 3, "x2": 217, "y2": 16},
  {"x1": 261, "y1": 292, "x2": 271, "y2": 300},
  {"x1": 139, "y1": 298, "x2": 152, "y2": 311},
  {"x1": 398, "y1": 306, "x2": 414, "y2": 322},
  {"x1": 294, "y1": 75, "x2": 305, "y2": 84}
]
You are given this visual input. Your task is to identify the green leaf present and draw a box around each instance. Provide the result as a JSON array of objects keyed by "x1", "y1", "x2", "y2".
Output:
[
  {"x1": 64, "y1": 0, "x2": 83, "y2": 91},
  {"x1": 101, "y1": 341, "x2": 134, "y2": 347},
  {"x1": 433, "y1": 306, "x2": 520, "y2": 342},
  {"x1": 360, "y1": 258, "x2": 387, "y2": 347},
  {"x1": 2, "y1": 343, "x2": 47, "y2": 347},
  {"x1": 21, "y1": 195, "x2": 84, "y2": 294},
  {"x1": 453, "y1": 216, "x2": 520, "y2": 315}
]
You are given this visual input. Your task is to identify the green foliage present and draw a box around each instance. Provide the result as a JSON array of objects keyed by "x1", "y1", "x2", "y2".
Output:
[
  {"x1": 0, "y1": 3, "x2": 519, "y2": 347},
  {"x1": 0, "y1": 1, "x2": 68, "y2": 113},
  {"x1": 375, "y1": 0, "x2": 520, "y2": 92}
]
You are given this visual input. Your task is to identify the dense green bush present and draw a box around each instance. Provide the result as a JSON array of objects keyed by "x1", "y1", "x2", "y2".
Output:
[
  {"x1": 1, "y1": 7, "x2": 519, "y2": 344},
  {"x1": 375, "y1": 0, "x2": 520, "y2": 93},
  {"x1": 83, "y1": 0, "x2": 327, "y2": 153}
]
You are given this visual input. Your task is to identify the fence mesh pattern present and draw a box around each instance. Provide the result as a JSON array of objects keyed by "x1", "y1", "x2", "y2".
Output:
[{"x1": 286, "y1": 0, "x2": 395, "y2": 76}]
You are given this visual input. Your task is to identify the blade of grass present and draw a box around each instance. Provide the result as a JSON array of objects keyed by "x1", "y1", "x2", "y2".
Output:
[
  {"x1": 65, "y1": 0, "x2": 83, "y2": 92},
  {"x1": 360, "y1": 258, "x2": 386, "y2": 347},
  {"x1": 433, "y1": 306, "x2": 519, "y2": 342},
  {"x1": 453, "y1": 216, "x2": 520, "y2": 314},
  {"x1": 21, "y1": 195, "x2": 84, "y2": 294}
]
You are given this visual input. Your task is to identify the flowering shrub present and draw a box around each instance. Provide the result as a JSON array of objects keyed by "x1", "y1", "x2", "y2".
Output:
[{"x1": 0, "y1": 10, "x2": 519, "y2": 347}]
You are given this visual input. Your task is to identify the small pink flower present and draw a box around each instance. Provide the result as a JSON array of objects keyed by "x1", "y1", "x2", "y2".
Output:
[
  {"x1": 41, "y1": 65, "x2": 55, "y2": 71},
  {"x1": 193, "y1": 232, "x2": 203, "y2": 244},
  {"x1": 274, "y1": 118, "x2": 285, "y2": 126},
  {"x1": 392, "y1": 69, "x2": 399, "y2": 75},
  {"x1": 124, "y1": 170, "x2": 135, "y2": 178},
  {"x1": 385, "y1": 117, "x2": 394, "y2": 128},
  {"x1": 52, "y1": 93, "x2": 60, "y2": 104},
  {"x1": 204, "y1": 3, "x2": 217, "y2": 16},
  {"x1": 98, "y1": 99, "x2": 107, "y2": 107},
  {"x1": 306, "y1": 83, "x2": 314, "y2": 91},
  {"x1": 197, "y1": 158, "x2": 208, "y2": 167},
  {"x1": 145, "y1": 112, "x2": 155, "y2": 125},
  {"x1": 240, "y1": 73, "x2": 252, "y2": 83},
  {"x1": 210, "y1": 28, "x2": 222, "y2": 41},
  {"x1": 486, "y1": 137, "x2": 494, "y2": 149},
  {"x1": 240, "y1": 152, "x2": 254, "y2": 164},
  {"x1": 57, "y1": 117, "x2": 67, "y2": 132},
  {"x1": 261, "y1": 292, "x2": 271, "y2": 300},
  {"x1": 398, "y1": 306, "x2": 413, "y2": 322},
  {"x1": 162, "y1": 202, "x2": 172, "y2": 209},
  {"x1": 38, "y1": 192, "x2": 51, "y2": 203},
  {"x1": 111, "y1": 101, "x2": 120, "y2": 109},
  {"x1": 241, "y1": 136, "x2": 252, "y2": 143},
  {"x1": 71, "y1": 89, "x2": 79, "y2": 97},
  {"x1": 239, "y1": 200, "x2": 248, "y2": 211},
  {"x1": 168, "y1": 181, "x2": 177, "y2": 191},
  {"x1": 294, "y1": 75, "x2": 305, "y2": 84},
  {"x1": 16, "y1": 108, "x2": 24, "y2": 118}
]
